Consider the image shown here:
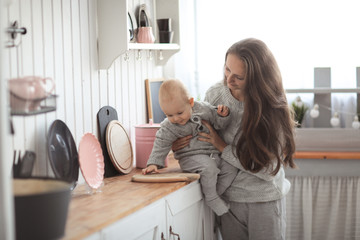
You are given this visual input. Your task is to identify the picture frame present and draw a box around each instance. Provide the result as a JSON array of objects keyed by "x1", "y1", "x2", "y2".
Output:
[{"x1": 145, "y1": 78, "x2": 166, "y2": 123}]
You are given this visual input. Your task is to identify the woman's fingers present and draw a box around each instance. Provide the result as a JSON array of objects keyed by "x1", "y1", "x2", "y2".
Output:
[
  {"x1": 202, "y1": 120, "x2": 214, "y2": 133},
  {"x1": 199, "y1": 120, "x2": 227, "y2": 152},
  {"x1": 172, "y1": 135, "x2": 192, "y2": 152}
]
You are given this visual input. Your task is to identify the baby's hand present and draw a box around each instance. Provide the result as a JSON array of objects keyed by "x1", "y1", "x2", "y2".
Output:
[
  {"x1": 217, "y1": 105, "x2": 229, "y2": 117},
  {"x1": 142, "y1": 165, "x2": 159, "y2": 175}
]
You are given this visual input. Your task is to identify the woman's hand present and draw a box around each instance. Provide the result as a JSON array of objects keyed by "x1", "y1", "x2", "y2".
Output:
[
  {"x1": 172, "y1": 135, "x2": 192, "y2": 152},
  {"x1": 142, "y1": 165, "x2": 159, "y2": 174},
  {"x1": 198, "y1": 120, "x2": 227, "y2": 152}
]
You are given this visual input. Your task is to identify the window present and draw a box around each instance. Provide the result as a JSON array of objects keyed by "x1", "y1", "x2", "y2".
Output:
[{"x1": 174, "y1": 0, "x2": 360, "y2": 128}]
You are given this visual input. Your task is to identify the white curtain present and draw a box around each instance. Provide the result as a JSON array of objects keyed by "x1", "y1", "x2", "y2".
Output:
[{"x1": 286, "y1": 176, "x2": 360, "y2": 240}]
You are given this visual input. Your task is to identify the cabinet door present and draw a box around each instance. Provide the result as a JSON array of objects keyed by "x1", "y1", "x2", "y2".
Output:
[
  {"x1": 101, "y1": 199, "x2": 166, "y2": 240},
  {"x1": 165, "y1": 182, "x2": 206, "y2": 240}
]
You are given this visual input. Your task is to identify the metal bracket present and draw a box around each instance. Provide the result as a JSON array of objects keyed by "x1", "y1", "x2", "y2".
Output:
[{"x1": 6, "y1": 21, "x2": 27, "y2": 48}]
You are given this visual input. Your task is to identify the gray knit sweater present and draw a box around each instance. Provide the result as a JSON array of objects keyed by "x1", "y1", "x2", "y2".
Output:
[
  {"x1": 204, "y1": 82, "x2": 291, "y2": 203},
  {"x1": 146, "y1": 101, "x2": 230, "y2": 167}
]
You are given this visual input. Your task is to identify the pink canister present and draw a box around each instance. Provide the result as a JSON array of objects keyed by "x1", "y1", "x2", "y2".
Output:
[{"x1": 135, "y1": 124, "x2": 168, "y2": 169}]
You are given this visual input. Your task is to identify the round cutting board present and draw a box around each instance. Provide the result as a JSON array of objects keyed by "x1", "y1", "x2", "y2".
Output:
[{"x1": 105, "y1": 120, "x2": 133, "y2": 174}]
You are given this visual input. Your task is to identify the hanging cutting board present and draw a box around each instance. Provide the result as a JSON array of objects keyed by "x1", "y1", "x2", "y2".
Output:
[
  {"x1": 106, "y1": 120, "x2": 133, "y2": 174},
  {"x1": 131, "y1": 172, "x2": 200, "y2": 183},
  {"x1": 97, "y1": 106, "x2": 119, "y2": 178}
]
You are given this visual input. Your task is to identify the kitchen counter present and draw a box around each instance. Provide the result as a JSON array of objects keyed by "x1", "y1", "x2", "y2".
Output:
[
  {"x1": 63, "y1": 150, "x2": 360, "y2": 239},
  {"x1": 62, "y1": 157, "x2": 189, "y2": 240}
]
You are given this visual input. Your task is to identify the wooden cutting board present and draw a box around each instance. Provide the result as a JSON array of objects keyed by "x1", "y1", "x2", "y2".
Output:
[
  {"x1": 106, "y1": 120, "x2": 133, "y2": 174},
  {"x1": 97, "y1": 106, "x2": 119, "y2": 178},
  {"x1": 131, "y1": 173, "x2": 200, "y2": 183}
]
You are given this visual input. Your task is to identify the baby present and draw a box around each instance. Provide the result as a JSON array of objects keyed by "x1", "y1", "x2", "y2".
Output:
[{"x1": 142, "y1": 79, "x2": 238, "y2": 216}]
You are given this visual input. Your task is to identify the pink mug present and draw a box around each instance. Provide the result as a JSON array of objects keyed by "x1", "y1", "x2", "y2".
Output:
[{"x1": 137, "y1": 27, "x2": 155, "y2": 43}]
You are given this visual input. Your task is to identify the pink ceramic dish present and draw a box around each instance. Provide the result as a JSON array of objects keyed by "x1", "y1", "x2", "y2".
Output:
[
  {"x1": 8, "y1": 76, "x2": 55, "y2": 112},
  {"x1": 78, "y1": 133, "x2": 104, "y2": 189}
]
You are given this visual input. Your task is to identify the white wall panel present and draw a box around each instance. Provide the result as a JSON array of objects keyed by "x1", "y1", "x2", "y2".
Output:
[
  {"x1": 4, "y1": 0, "x2": 162, "y2": 182},
  {"x1": 42, "y1": 0, "x2": 56, "y2": 176}
]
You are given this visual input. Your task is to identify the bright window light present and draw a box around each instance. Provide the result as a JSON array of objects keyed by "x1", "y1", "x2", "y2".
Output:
[{"x1": 195, "y1": 0, "x2": 360, "y2": 98}]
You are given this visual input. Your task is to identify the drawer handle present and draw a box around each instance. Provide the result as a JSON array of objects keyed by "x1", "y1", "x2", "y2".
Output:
[{"x1": 169, "y1": 226, "x2": 180, "y2": 240}]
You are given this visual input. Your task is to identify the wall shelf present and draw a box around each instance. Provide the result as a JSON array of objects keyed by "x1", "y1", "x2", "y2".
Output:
[
  {"x1": 97, "y1": 0, "x2": 180, "y2": 70},
  {"x1": 128, "y1": 43, "x2": 180, "y2": 50}
]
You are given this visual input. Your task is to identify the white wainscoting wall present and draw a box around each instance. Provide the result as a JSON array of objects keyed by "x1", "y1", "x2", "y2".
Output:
[{"x1": 3, "y1": 0, "x2": 162, "y2": 182}]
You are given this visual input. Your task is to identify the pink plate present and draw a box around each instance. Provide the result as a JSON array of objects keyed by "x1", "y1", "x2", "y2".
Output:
[{"x1": 78, "y1": 133, "x2": 104, "y2": 189}]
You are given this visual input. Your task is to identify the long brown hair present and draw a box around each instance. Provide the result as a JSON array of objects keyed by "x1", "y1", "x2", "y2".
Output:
[{"x1": 225, "y1": 38, "x2": 297, "y2": 175}]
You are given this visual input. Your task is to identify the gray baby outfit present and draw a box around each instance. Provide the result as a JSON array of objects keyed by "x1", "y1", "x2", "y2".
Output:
[{"x1": 146, "y1": 101, "x2": 238, "y2": 215}]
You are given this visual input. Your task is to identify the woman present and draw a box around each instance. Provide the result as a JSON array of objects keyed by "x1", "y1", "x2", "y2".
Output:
[{"x1": 174, "y1": 38, "x2": 297, "y2": 239}]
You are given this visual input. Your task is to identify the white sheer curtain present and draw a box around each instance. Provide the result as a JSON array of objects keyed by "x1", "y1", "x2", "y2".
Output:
[{"x1": 286, "y1": 176, "x2": 360, "y2": 240}]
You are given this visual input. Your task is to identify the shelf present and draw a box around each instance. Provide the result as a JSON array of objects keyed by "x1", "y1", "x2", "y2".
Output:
[
  {"x1": 97, "y1": 0, "x2": 180, "y2": 69},
  {"x1": 286, "y1": 88, "x2": 360, "y2": 94},
  {"x1": 10, "y1": 94, "x2": 57, "y2": 116},
  {"x1": 129, "y1": 43, "x2": 180, "y2": 50},
  {"x1": 11, "y1": 106, "x2": 56, "y2": 116}
]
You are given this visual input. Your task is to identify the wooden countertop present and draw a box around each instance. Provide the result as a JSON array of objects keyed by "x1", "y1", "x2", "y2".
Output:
[
  {"x1": 62, "y1": 158, "x2": 189, "y2": 240},
  {"x1": 294, "y1": 151, "x2": 360, "y2": 159},
  {"x1": 62, "y1": 150, "x2": 359, "y2": 239}
]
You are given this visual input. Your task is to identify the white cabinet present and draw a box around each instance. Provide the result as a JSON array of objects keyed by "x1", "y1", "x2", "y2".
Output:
[
  {"x1": 86, "y1": 181, "x2": 217, "y2": 240},
  {"x1": 97, "y1": 0, "x2": 180, "y2": 69},
  {"x1": 165, "y1": 182, "x2": 206, "y2": 240},
  {"x1": 99, "y1": 199, "x2": 166, "y2": 240}
]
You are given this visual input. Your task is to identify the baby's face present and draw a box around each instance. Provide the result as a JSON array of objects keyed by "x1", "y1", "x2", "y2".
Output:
[{"x1": 160, "y1": 98, "x2": 193, "y2": 125}]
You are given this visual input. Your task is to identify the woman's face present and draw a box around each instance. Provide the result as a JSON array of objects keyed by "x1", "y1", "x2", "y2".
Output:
[{"x1": 224, "y1": 53, "x2": 246, "y2": 98}]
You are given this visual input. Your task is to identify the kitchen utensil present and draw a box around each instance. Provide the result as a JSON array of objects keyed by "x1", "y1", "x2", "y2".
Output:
[
  {"x1": 17, "y1": 150, "x2": 35, "y2": 178},
  {"x1": 78, "y1": 133, "x2": 104, "y2": 189},
  {"x1": 12, "y1": 150, "x2": 21, "y2": 178},
  {"x1": 137, "y1": 27, "x2": 155, "y2": 43},
  {"x1": 47, "y1": 119, "x2": 79, "y2": 189},
  {"x1": 157, "y1": 18, "x2": 172, "y2": 31},
  {"x1": 128, "y1": 12, "x2": 136, "y2": 42},
  {"x1": 8, "y1": 76, "x2": 55, "y2": 112},
  {"x1": 106, "y1": 120, "x2": 133, "y2": 174},
  {"x1": 131, "y1": 172, "x2": 200, "y2": 183},
  {"x1": 136, "y1": 4, "x2": 155, "y2": 43},
  {"x1": 13, "y1": 178, "x2": 71, "y2": 240},
  {"x1": 97, "y1": 106, "x2": 120, "y2": 177},
  {"x1": 159, "y1": 31, "x2": 174, "y2": 43},
  {"x1": 138, "y1": 4, "x2": 149, "y2": 27}
]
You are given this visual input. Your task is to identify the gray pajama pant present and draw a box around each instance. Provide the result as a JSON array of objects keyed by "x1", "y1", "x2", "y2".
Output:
[
  {"x1": 219, "y1": 197, "x2": 287, "y2": 240},
  {"x1": 179, "y1": 153, "x2": 238, "y2": 215}
]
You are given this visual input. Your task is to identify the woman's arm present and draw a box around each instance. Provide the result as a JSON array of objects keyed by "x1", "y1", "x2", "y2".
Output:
[{"x1": 198, "y1": 120, "x2": 275, "y2": 181}]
